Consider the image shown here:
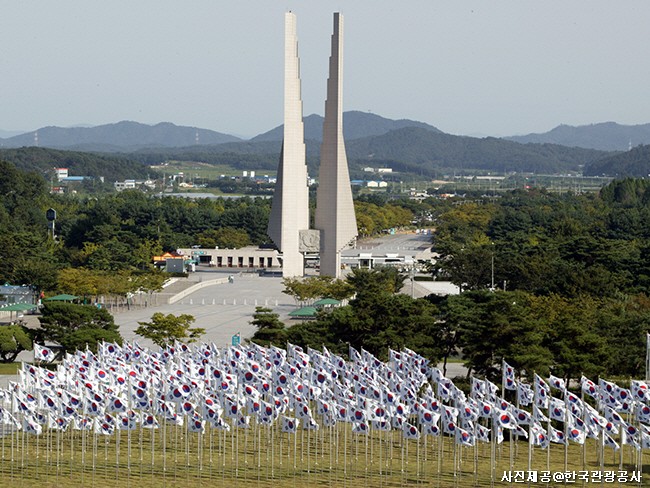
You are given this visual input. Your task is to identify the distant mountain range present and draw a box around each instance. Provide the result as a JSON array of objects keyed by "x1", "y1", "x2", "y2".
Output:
[
  {"x1": 0, "y1": 113, "x2": 438, "y2": 150},
  {"x1": 122, "y1": 127, "x2": 608, "y2": 177},
  {"x1": 504, "y1": 122, "x2": 650, "y2": 151},
  {"x1": 0, "y1": 121, "x2": 240, "y2": 150},
  {"x1": 3, "y1": 113, "x2": 645, "y2": 177},
  {"x1": 2, "y1": 117, "x2": 648, "y2": 154},
  {"x1": 252, "y1": 111, "x2": 441, "y2": 142}
]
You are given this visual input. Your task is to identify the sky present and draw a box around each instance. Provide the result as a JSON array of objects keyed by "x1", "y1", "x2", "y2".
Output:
[{"x1": 2, "y1": 1, "x2": 650, "y2": 139}]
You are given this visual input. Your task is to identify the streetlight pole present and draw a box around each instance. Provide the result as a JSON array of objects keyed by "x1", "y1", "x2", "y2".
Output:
[{"x1": 491, "y1": 253, "x2": 495, "y2": 290}]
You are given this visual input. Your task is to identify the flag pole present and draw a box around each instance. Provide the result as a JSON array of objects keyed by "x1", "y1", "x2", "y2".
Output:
[{"x1": 645, "y1": 332, "x2": 650, "y2": 381}]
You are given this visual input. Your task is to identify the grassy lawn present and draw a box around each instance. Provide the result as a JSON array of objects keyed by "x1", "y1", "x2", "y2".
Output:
[
  {"x1": 0, "y1": 362, "x2": 19, "y2": 375},
  {"x1": 152, "y1": 160, "x2": 276, "y2": 180},
  {"x1": 0, "y1": 425, "x2": 644, "y2": 487}
]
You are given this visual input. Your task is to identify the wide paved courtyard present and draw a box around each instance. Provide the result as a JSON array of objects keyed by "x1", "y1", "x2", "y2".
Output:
[{"x1": 113, "y1": 270, "x2": 296, "y2": 349}]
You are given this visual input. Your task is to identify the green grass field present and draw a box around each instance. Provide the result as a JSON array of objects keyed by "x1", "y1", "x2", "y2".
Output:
[
  {"x1": 152, "y1": 161, "x2": 276, "y2": 180},
  {"x1": 0, "y1": 363, "x2": 19, "y2": 375},
  {"x1": 0, "y1": 424, "x2": 645, "y2": 487}
]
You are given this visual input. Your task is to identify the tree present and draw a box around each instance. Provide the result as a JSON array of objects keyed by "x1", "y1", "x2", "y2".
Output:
[
  {"x1": 444, "y1": 290, "x2": 552, "y2": 381},
  {"x1": 196, "y1": 227, "x2": 251, "y2": 249},
  {"x1": 57, "y1": 267, "x2": 166, "y2": 304},
  {"x1": 249, "y1": 307, "x2": 286, "y2": 346},
  {"x1": 281, "y1": 277, "x2": 324, "y2": 305},
  {"x1": 324, "y1": 278, "x2": 355, "y2": 301},
  {"x1": 251, "y1": 307, "x2": 284, "y2": 330},
  {"x1": 282, "y1": 276, "x2": 354, "y2": 306},
  {"x1": 434, "y1": 239, "x2": 494, "y2": 291},
  {"x1": 135, "y1": 312, "x2": 205, "y2": 348},
  {"x1": 0, "y1": 322, "x2": 33, "y2": 363},
  {"x1": 531, "y1": 294, "x2": 609, "y2": 383},
  {"x1": 591, "y1": 294, "x2": 650, "y2": 377},
  {"x1": 277, "y1": 270, "x2": 444, "y2": 363},
  {"x1": 38, "y1": 302, "x2": 123, "y2": 357},
  {"x1": 346, "y1": 267, "x2": 406, "y2": 296}
]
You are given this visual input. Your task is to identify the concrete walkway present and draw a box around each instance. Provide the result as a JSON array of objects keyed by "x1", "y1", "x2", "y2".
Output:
[{"x1": 112, "y1": 270, "x2": 297, "y2": 349}]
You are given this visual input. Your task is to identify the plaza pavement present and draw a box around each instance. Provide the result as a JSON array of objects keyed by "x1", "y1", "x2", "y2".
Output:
[
  {"x1": 113, "y1": 231, "x2": 439, "y2": 348},
  {"x1": 112, "y1": 269, "x2": 299, "y2": 349}
]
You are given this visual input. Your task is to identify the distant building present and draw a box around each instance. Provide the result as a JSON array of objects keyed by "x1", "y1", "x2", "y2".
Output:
[
  {"x1": 351, "y1": 180, "x2": 387, "y2": 188},
  {"x1": 54, "y1": 168, "x2": 68, "y2": 180},
  {"x1": 114, "y1": 179, "x2": 156, "y2": 192},
  {"x1": 61, "y1": 176, "x2": 89, "y2": 182},
  {"x1": 114, "y1": 180, "x2": 137, "y2": 191},
  {"x1": 409, "y1": 189, "x2": 429, "y2": 200},
  {"x1": 361, "y1": 167, "x2": 392, "y2": 174},
  {"x1": 176, "y1": 247, "x2": 281, "y2": 270}
]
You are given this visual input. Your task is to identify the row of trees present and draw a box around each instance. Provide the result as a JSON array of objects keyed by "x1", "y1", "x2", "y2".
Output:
[
  {"x1": 0, "y1": 157, "x2": 419, "y2": 296},
  {"x1": 5, "y1": 149, "x2": 649, "y2": 385},
  {"x1": 251, "y1": 180, "x2": 650, "y2": 383},
  {"x1": 251, "y1": 268, "x2": 650, "y2": 384},
  {"x1": 433, "y1": 180, "x2": 650, "y2": 297}
]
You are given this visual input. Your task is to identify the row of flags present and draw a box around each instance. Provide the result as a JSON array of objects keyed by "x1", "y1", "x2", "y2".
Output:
[{"x1": 4, "y1": 341, "x2": 650, "y2": 452}]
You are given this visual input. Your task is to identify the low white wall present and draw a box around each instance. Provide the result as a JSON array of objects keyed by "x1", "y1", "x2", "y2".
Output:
[{"x1": 168, "y1": 277, "x2": 230, "y2": 304}]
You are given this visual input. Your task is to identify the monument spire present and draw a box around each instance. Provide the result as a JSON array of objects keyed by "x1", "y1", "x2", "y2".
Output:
[
  {"x1": 315, "y1": 12, "x2": 358, "y2": 278},
  {"x1": 267, "y1": 12, "x2": 309, "y2": 277}
]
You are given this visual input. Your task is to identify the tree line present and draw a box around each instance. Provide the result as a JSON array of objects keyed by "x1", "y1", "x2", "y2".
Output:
[
  {"x1": 250, "y1": 268, "x2": 650, "y2": 386},
  {"x1": 0, "y1": 158, "x2": 419, "y2": 295},
  {"x1": 250, "y1": 180, "x2": 650, "y2": 384},
  {"x1": 4, "y1": 152, "x2": 649, "y2": 383}
]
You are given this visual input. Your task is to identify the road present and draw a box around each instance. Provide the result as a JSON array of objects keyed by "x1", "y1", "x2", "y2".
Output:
[{"x1": 344, "y1": 231, "x2": 433, "y2": 254}]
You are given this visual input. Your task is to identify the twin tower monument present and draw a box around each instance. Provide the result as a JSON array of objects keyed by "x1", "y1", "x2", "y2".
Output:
[{"x1": 267, "y1": 12, "x2": 358, "y2": 279}]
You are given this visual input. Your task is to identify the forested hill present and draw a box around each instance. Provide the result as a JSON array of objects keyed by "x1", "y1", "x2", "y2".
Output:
[
  {"x1": 0, "y1": 121, "x2": 240, "y2": 151},
  {"x1": 344, "y1": 127, "x2": 608, "y2": 174},
  {"x1": 251, "y1": 111, "x2": 441, "y2": 142},
  {"x1": 0, "y1": 120, "x2": 611, "y2": 178},
  {"x1": 584, "y1": 144, "x2": 650, "y2": 177},
  {"x1": 124, "y1": 127, "x2": 608, "y2": 176},
  {"x1": 504, "y1": 121, "x2": 650, "y2": 151},
  {"x1": 0, "y1": 147, "x2": 152, "y2": 181}
]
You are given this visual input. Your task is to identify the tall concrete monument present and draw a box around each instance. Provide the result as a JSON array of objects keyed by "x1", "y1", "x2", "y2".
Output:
[
  {"x1": 267, "y1": 12, "x2": 310, "y2": 277},
  {"x1": 268, "y1": 12, "x2": 357, "y2": 278},
  {"x1": 315, "y1": 13, "x2": 358, "y2": 278}
]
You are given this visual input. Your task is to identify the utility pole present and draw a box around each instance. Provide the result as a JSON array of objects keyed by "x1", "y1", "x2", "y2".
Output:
[
  {"x1": 491, "y1": 254, "x2": 495, "y2": 290},
  {"x1": 646, "y1": 333, "x2": 650, "y2": 381},
  {"x1": 490, "y1": 242, "x2": 495, "y2": 290}
]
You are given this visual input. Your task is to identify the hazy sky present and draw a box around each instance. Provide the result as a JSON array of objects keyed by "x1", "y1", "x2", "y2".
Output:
[{"x1": 2, "y1": 1, "x2": 649, "y2": 138}]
